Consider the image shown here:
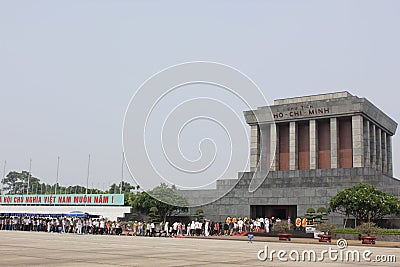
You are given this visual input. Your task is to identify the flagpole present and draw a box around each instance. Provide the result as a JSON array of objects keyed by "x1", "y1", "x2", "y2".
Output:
[
  {"x1": 55, "y1": 156, "x2": 60, "y2": 195},
  {"x1": 120, "y1": 152, "x2": 124, "y2": 194},
  {"x1": 86, "y1": 154, "x2": 90, "y2": 195},
  {"x1": 1, "y1": 160, "x2": 6, "y2": 195},
  {"x1": 27, "y1": 158, "x2": 32, "y2": 195}
]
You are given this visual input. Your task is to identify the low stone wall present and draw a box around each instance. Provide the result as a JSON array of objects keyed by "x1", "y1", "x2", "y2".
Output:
[{"x1": 332, "y1": 233, "x2": 400, "y2": 242}]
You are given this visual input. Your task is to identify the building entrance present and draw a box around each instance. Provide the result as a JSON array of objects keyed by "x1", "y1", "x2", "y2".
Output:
[{"x1": 250, "y1": 205, "x2": 296, "y2": 220}]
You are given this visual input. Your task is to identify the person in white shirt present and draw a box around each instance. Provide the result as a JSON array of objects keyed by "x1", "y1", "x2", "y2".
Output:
[
  {"x1": 265, "y1": 218, "x2": 270, "y2": 233},
  {"x1": 150, "y1": 222, "x2": 155, "y2": 237},
  {"x1": 172, "y1": 221, "x2": 178, "y2": 236},
  {"x1": 190, "y1": 221, "x2": 195, "y2": 236},
  {"x1": 194, "y1": 221, "x2": 201, "y2": 236},
  {"x1": 47, "y1": 219, "x2": 51, "y2": 232},
  {"x1": 100, "y1": 219, "x2": 105, "y2": 235},
  {"x1": 164, "y1": 221, "x2": 169, "y2": 237},
  {"x1": 77, "y1": 219, "x2": 82, "y2": 235},
  {"x1": 177, "y1": 222, "x2": 182, "y2": 236},
  {"x1": 62, "y1": 218, "x2": 66, "y2": 233},
  {"x1": 237, "y1": 219, "x2": 243, "y2": 233},
  {"x1": 204, "y1": 220, "x2": 210, "y2": 236}
]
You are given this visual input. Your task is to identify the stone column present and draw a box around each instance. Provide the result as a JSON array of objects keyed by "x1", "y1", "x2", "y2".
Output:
[
  {"x1": 370, "y1": 123, "x2": 376, "y2": 169},
  {"x1": 259, "y1": 124, "x2": 270, "y2": 173},
  {"x1": 387, "y1": 135, "x2": 393, "y2": 176},
  {"x1": 309, "y1": 119, "x2": 317, "y2": 169},
  {"x1": 382, "y1": 131, "x2": 387, "y2": 174},
  {"x1": 289, "y1": 121, "x2": 298, "y2": 170},
  {"x1": 270, "y1": 123, "x2": 279, "y2": 171},
  {"x1": 330, "y1": 118, "x2": 338, "y2": 168},
  {"x1": 376, "y1": 127, "x2": 382, "y2": 172},
  {"x1": 352, "y1": 115, "x2": 364, "y2": 168},
  {"x1": 363, "y1": 120, "x2": 371, "y2": 167},
  {"x1": 250, "y1": 124, "x2": 260, "y2": 172}
]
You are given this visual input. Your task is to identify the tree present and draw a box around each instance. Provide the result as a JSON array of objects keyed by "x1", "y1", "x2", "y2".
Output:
[
  {"x1": 1, "y1": 171, "x2": 41, "y2": 194},
  {"x1": 193, "y1": 208, "x2": 205, "y2": 221},
  {"x1": 305, "y1": 207, "x2": 316, "y2": 222},
  {"x1": 356, "y1": 222, "x2": 380, "y2": 236},
  {"x1": 108, "y1": 181, "x2": 135, "y2": 194},
  {"x1": 316, "y1": 206, "x2": 329, "y2": 223},
  {"x1": 329, "y1": 183, "x2": 400, "y2": 226},
  {"x1": 107, "y1": 181, "x2": 135, "y2": 205},
  {"x1": 131, "y1": 183, "x2": 188, "y2": 222},
  {"x1": 148, "y1": 207, "x2": 160, "y2": 222},
  {"x1": 1, "y1": 170, "x2": 105, "y2": 195}
]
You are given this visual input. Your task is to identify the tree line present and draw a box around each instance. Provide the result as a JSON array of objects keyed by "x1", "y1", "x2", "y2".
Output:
[{"x1": 0, "y1": 171, "x2": 137, "y2": 195}]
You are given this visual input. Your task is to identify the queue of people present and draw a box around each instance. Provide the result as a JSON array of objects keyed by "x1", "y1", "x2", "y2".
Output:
[
  {"x1": 0, "y1": 216, "x2": 293, "y2": 237},
  {"x1": 0, "y1": 216, "x2": 124, "y2": 235},
  {"x1": 123, "y1": 216, "x2": 292, "y2": 237}
]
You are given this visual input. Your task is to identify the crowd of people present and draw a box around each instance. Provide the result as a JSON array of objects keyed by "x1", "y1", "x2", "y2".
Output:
[
  {"x1": 124, "y1": 216, "x2": 292, "y2": 237},
  {"x1": 0, "y1": 216, "x2": 292, "y2": 237},
  {"x1": 0, "y1": 216, "x2": 124, "y2": 235}
]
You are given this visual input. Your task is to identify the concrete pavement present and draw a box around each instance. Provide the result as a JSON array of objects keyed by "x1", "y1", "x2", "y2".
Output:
[{"x1": 0, "y1": 231, "x2": 398, "y2": 266}]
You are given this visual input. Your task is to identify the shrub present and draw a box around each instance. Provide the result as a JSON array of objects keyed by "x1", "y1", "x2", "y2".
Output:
[
  {"x1": 333, "y1": 228, "x2": 400, "y2": 235},
  {"x1": 273, "y1": 221, "x2": 289, "y2": 233},
  {"x1": 376, "y1": 229, "x2": 400, "y2": 235},
  {"x1": 333, "y1": 228, "x2": 360, "y2": 234},
  {"x1": 306, "y1": 208, "x2": 316, "y2": 214},
  {"x1": 356, "y1": 222, "x2": 380, "y2": 236},
  {"x1": 317, "y1": 207, "x2": 328, "y2": 214},
  {"x1": 194, "y1": 208, "x2": 205, "y2": 221},
  {"x1": 148, "y1": 206, "x2": 160, "y2": 222},
  {"x1": 315, "y1": 221, "x2": 336, "y2": 234}
]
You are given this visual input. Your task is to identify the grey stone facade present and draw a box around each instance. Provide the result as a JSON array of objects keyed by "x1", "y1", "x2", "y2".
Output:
[{"x1": 180, "y1": 168, "x2": 400, "y2": 225}]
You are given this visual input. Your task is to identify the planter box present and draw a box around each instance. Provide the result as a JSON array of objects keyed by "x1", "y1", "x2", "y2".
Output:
[
  {"x1": 277, "y1": 233, "x2": 292, "y2": 241},
  {"x1": 318, "y1": 234, "x2": 332, "y2": 243},
  {"x1": 361, "y1": 236, "x2": 376, "y2": 244}
]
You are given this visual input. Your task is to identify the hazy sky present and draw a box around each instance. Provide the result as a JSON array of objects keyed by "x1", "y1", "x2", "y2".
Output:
[{"x1": 1, "y1": 1, "x2": 399, "y2": 190}]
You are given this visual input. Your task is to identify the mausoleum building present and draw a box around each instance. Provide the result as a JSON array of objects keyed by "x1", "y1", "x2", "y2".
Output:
[{"x1": 181, "y1": 92, "x2": 400, "y2": 226}]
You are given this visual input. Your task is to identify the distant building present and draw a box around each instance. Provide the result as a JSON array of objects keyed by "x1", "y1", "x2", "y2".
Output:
[{"x1": 181, "y1": 92, "x2": 399, "y2": 226}]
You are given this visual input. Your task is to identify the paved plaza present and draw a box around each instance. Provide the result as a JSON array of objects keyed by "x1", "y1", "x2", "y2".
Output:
[{"x1": 0, "y1": 231, "x2": 399, "y2": 266}]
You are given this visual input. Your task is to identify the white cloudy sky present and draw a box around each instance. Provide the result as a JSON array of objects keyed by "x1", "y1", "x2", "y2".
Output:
[{"x1": 0, "y1": 1, "x2": 399, "y2": 189}]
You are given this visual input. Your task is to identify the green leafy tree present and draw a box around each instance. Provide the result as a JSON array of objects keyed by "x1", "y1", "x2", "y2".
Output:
[
  {"x1": 317, "y1": 207, "x2": 328, "y2": 214},
  {"x1": 108, "y1": 181, "x2": 135, "y2": 205},
  {"x1": 2, "y1": 171, "x2": 41, "y2": 194},
  {"x1": 1, "y1": 170, "x2": 106, "y2": 195},
  {"x1": 148, "y1": 206, "x2": 160, "y2": 222},
  {"x1": 131, "y1": 183, "x2": 188, "y2": 222},
  {"x1": 316, "y1": 206, "x2": 329, "y2": 223},
  {"x1": 329, "y1": 183, "x2": 400, "y2": 226}
]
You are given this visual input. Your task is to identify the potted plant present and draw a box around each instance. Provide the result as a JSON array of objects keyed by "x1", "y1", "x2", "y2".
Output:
[
  {"x1": 356, "y1": 222, "x2": 380, "y2": 244},
  {"x1": 315, "y1": 221, "x2": 336, "y2": 242},
  {"x1": 273, "y1": 221, "x2": 291, "y2": 241},
  {"x1": 316, "y1": 207, "x2": 329, "y2": 223},
  {"x1": 305, "y1": 208, "x2": 316, "y2": 226}
]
